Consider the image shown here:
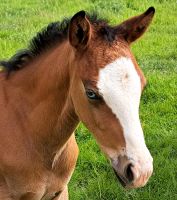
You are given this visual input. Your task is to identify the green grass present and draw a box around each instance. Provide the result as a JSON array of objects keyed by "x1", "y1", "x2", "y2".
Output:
[{"x1": 0, "y1": 0, "x2": 177, "y2": 199}]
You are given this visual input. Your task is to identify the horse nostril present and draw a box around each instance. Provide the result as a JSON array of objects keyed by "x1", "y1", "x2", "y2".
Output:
[{"x1": 125, "y1": 164, "x2": 134, "y2": 183}]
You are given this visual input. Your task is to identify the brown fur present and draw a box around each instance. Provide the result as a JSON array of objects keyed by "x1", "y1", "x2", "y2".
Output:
[{"x1": 0, "y1": 8, "x2": 154, "y2": 199}]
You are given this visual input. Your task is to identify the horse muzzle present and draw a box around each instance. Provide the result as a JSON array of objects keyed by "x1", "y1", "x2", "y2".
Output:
[{"x1": 111, "y1": 154, "x2": 153, "y2": 188}]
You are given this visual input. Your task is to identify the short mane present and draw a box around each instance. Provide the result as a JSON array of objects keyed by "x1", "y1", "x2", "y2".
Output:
[{"x1": 0, "y1": 13, "x2": 115, "y2": 73}]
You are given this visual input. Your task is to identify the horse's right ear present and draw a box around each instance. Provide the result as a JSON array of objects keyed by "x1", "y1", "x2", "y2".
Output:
[{"x1": 69, "y1": 11, "x2": 91, "y2": 50}]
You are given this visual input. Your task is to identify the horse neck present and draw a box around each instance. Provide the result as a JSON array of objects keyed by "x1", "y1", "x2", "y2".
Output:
[{"x1": 5, "y1": 41, "x2": 79, "y2": 166}]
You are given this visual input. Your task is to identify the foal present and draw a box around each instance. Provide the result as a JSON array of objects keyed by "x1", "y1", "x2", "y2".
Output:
[{"x1": 0, "y1": 7, "x2": 155, "y2": 200}]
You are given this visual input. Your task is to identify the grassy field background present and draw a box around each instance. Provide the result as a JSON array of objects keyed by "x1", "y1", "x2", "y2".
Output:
[{"x1": 0, "y1": 0, "x2": 176, "y2": 199}]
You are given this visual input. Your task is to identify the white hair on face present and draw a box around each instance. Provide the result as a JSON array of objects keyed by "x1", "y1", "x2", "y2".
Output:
[{"x1": 97, "y1": 57, "x2": 151, "y2": 162}]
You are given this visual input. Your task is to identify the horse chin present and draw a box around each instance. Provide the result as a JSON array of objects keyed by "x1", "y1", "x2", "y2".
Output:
[{"x1": 113, "y1": 169, "x2": 127, "y2": 187}]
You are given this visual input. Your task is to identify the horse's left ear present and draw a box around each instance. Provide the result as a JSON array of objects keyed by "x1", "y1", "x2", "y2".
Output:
[
  {"x1": 69, "y1": 11, "x2": 91, "y2": 50},
  {"x1": 117, "y1": 7, "x2": 155, "y2": 44}
]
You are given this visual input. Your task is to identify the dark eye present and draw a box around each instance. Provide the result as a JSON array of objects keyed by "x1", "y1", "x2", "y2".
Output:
[{"x1": 86, "y1": 89, "x2": 101, "y2": 100}]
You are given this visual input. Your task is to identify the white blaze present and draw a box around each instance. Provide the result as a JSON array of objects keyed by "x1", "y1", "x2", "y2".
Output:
[{"x1": 97, "y1": 57, "x2": 152, "y2": 164}]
